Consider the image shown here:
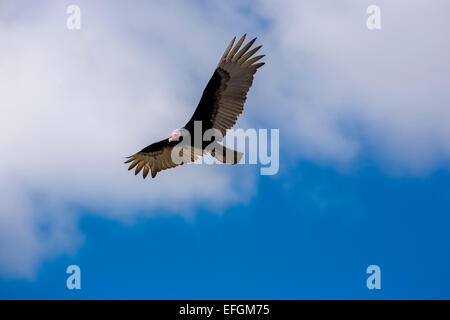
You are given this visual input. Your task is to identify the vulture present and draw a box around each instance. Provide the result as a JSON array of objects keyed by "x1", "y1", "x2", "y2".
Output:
[{"x1": 125, "y1": 34, "x2": 265, "y2": 178}]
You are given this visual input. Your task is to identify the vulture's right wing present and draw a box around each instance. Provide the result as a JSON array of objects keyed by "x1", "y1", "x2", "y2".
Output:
[{"x1": 125, "y1": 139, "x2": 202, "y2": 179}]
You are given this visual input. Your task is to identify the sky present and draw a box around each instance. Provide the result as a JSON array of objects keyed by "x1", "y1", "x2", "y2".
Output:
[{"x1": 0, "y1": 0, "x2": 449, "y2": 299}]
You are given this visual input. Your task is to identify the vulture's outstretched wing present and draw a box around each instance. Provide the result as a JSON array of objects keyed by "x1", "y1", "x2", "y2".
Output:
[
  {"x1": 125, "y1": 139, "x2": 202, "y2": 179},
  {"x1": 185, "y1": 34, "x2": 265, "y2": 138}
]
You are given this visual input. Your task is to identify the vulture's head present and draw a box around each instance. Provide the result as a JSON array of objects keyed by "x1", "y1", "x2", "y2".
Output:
[{"x1": 168, "y1": 129, "x2": 182, "y2": 142}]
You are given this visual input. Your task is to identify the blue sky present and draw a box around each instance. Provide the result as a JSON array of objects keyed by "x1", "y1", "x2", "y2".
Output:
[
  {"x1": 1, "y1": 1, "x2": 450, "y2": 299},
  {"x1": 2, "y1": 159, "x2": 450, "y2": 299}
]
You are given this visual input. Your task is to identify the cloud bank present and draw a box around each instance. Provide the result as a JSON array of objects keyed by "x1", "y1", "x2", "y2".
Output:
[
  {"x1": 256, "y1": 0, "x2": 450, "y2": 172},
  {"x1": 0, "y1": 0, "x2": 449, "y2": 278}
]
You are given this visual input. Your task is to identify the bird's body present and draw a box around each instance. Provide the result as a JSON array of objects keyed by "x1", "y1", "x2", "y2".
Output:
[{"x1": 125, "y1": 34, "x2": 265, "y2": 178}]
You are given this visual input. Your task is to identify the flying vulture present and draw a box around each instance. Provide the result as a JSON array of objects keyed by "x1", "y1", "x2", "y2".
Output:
[{"x1": 125, "y1": 34, "x2": 265, "y2": 178}]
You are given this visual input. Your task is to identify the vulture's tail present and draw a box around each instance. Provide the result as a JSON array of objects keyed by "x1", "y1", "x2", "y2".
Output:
[{"x1": 210, "y1": 144, "x2": 243, "y2": 165}]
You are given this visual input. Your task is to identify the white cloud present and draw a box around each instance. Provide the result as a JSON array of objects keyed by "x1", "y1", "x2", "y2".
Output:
[
  {"x1": 255, "y1": 0, "x2": 450, "y2": 172},
  {"x1": 1, "y1": 0, "x2": 449, "y2": 278},
  {"x1": 0, "y1": 1, "x2": 258, "y2": 279}
]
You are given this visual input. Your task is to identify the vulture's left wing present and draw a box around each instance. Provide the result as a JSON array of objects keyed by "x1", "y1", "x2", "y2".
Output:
[{"x1": 186, "y1": 34, "x2": 265, "y2": 138}]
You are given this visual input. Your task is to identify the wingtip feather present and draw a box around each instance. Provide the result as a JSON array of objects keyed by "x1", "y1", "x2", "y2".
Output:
[
  {"x1": 242, "y1": 54, "x2": 265, "y2": 67},
  {"x1": 143, "y1": 165, "x2": 149, "y2": 179},
  {"x1": 128, "y1": 159, "x2": 140, "y2": 170},
  {"x1": 232, "y1": 37, "x2": 257, "y2": 62},
  {"x1": 226, "y1": 34, "x2": 246, "y2": 62},
  {"x1": 218, "y1": 36, "x2": 236, "y2": 67},
  {"x1": 238, "y1": 45, "x2": 262, "y2": 64},
  {"x1": 135, "y1": 162, "x2": 144, "y2": 175}
]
